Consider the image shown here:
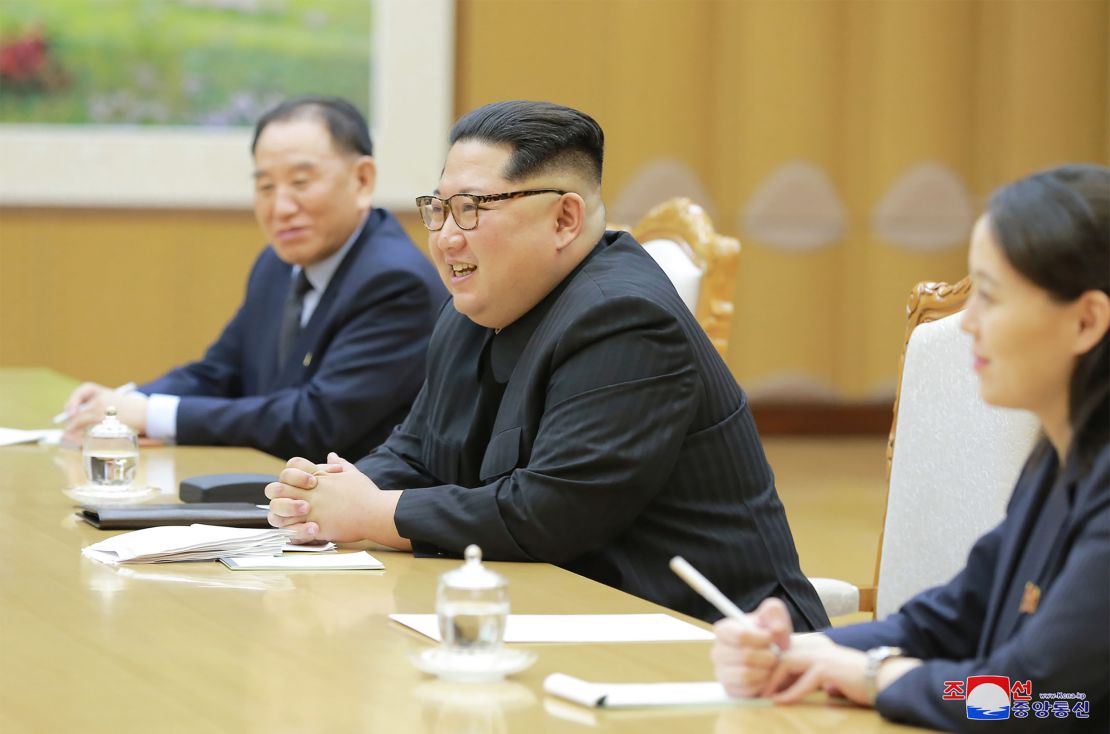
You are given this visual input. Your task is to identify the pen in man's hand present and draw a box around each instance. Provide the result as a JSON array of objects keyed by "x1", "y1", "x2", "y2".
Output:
[{"x1": 53, "y1": 382, "x2": 138, "y2": 424}]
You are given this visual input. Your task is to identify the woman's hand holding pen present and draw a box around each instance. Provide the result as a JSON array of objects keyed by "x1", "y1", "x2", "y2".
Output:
[
  {"x1": 711, "y1": 597, "x2": 803, "y2": 698},
  {"x1": 712, "y1": 597, "x2": 921, "y2": 706},
  {"x1": 711, "y1": 596, "x2": 846, "y2": 700}
]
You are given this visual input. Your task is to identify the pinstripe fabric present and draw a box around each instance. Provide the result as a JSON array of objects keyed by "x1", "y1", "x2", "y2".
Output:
[{"x1": 362, "y1": 230, "x2": 828, "y2": 628}]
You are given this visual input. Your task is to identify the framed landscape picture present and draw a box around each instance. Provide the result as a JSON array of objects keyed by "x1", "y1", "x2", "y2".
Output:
[{"x1": 0, "y1": 0, "x2": 453, "y2": 208}]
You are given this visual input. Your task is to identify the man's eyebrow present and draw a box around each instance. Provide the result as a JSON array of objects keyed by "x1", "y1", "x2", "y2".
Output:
[
  {"x1": 253, "y1": 161, "x2": 317, "y2": 178},
  {"x1": 431, "y1": 187, "x2": 483, "y2": 197}
]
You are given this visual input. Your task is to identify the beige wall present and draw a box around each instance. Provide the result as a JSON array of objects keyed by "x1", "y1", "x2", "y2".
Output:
[
  {"x1": 1, "y1": 0, "x2": 1107, "y2": 399},
  {"x1": 458, "y1": 0, "x2": 1108, "y2": 401},
  {"x1": 0, "y1": 208, "x2": 429, "y2": 386}
]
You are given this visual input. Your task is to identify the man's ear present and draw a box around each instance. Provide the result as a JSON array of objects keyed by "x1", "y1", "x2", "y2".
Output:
[
  {"x1": 354, "y1": 156, "x2": 377, "y2": 209},
  {"x1": 1073, "y1": 289, "x2": 1110, "y2": 356},
  {"x1": 553, "y1": 193, "x2": 585, "y2": 251}
]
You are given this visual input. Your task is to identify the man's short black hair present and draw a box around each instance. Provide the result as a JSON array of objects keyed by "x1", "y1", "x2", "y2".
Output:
[
  {"x1": 449, "y1": 100, "x2": 604, "y2": 184},
  {"x1": 251, "y1": 95, "x2": 373, "y2": 157}
]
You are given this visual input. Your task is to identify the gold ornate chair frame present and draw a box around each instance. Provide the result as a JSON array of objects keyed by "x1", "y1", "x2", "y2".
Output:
[
  {"x1": 854, "y1": 277, "x2": 972, "y2": 614},
  {"x1": 624, "y1": 198, "x2": 741, "y2": 360}
]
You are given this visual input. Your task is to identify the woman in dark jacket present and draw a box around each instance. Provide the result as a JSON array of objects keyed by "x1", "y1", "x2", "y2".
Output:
[{"x1": 711, "y1": 163, "x2": 1109, "y2": 732}]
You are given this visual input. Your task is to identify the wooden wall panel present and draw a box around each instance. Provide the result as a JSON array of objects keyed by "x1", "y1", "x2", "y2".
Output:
[
  {"x1": 1, "y1": 0, "x2": 1106, "y2": 411},
  {"x1": 0, "y1": 208, "x2": 429, "y2": 389}
]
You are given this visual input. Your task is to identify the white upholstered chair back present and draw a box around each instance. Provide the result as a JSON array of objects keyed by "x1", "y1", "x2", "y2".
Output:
[
  {"x1": 810, "y1": 278, "x2": 1041, "y2": 620},
  {"x1": 627, "y1": 198, "x2": 740, "y2": 360},
  {"x1": 641, "y1": 239, "x2": 702, "y2": 314},
  {"x1": 875, "y1": 309, "x2": 1040, "y2": 618}
]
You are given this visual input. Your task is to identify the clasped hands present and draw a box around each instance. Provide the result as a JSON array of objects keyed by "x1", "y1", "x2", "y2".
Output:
[{"x1": 265, "y1": 453, "x2": 409, "y2": 549}]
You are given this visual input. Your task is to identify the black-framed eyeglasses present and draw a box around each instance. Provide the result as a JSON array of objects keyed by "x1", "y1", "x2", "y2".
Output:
[{"x1": 414, "y1": 189, "x2": 568, "y2": 231}]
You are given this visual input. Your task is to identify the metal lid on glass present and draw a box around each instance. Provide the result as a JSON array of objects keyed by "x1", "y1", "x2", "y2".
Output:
[
  {"x1": 86, "y1": 406, "x2": 137, "y2": 440},
  {"x1": 439, "y1": 545, "x2": 506, "y2": 591}
]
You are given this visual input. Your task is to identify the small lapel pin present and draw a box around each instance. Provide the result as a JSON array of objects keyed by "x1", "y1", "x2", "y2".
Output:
[
  {"x1": 1019, "y1": 581, "x2": 1040, "y2": 614},
  {"x1": 303, "y1": 352, "x2": 312, "y2": 367}
]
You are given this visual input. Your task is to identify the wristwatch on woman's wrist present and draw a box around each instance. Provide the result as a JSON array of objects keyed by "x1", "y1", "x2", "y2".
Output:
[{"x1": 864, "y1": 646, "x2": 903, "y2": 705}]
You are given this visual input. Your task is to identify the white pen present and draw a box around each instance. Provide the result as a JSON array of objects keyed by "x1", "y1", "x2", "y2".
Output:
[
  {"x1": 669, "y1": 555, "x2": 783, "y2": 655},
  {"x1": 52, "y1": 381, "x2": 137, "y2": 424}
]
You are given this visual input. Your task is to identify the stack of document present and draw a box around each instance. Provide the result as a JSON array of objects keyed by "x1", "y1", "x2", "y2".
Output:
[{"x1": 83, "y1": 524, "x2": 295, "y2": 565}]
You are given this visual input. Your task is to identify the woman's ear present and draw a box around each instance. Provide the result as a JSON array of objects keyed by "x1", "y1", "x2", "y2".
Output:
[{"x1": 1073, "y1": 289, "x2": 1110, "y2": 356}]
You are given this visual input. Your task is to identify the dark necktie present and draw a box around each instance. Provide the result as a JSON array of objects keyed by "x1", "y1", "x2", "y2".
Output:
[{"x1": 278, "y1": 270, "x2": 313, "y2": 366}]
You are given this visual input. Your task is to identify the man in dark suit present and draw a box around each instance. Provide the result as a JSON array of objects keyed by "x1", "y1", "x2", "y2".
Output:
[
  {"x1": 266, "y1": 100, "x2": 827, "y2": 628},
  {"x1": 62, "y1": 96, "x2": 446, "y2": 459}
]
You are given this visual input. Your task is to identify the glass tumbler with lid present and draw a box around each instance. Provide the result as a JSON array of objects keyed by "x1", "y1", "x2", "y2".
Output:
[
  {"x1": 82, "y1": 407, "x2": 139, "y2": 487},
  {"x1": 436, "y1": 545, "x2": 510, "y2": 657}
]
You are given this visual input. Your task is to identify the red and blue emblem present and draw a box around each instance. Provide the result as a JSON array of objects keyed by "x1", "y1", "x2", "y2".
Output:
[{"x1": 965, "y1": 675, "x2": 1012, "y2": 720}]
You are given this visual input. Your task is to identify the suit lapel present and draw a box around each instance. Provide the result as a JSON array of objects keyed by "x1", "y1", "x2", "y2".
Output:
[
  {"x1": 272, "y1": 216, "x2": 372, "y2": 388},
  {"x1": 260, "y1": 264, "x2": 296, "y2": 392},
  {"x1": 486, "y1": 237, "x2": 609, "y2": 438},
  {"x1": 486, "y1": 272, "x2": 566, "y2": 436},
  {"x1": 977, "y1": 450, "x2": 1056, "y2": 653},
  {"x1": 297, "y1": 226, "x2": 364, "y2": 343}
]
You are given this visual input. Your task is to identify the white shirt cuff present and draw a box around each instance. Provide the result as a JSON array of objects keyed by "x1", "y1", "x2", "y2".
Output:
[{"x1": 145, "y1": 393, "x2": 180, "y2": 442}]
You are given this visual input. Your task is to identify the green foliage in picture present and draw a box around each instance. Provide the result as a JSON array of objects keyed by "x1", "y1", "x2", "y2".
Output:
[{"x1": 0, "y1": 0, "x2": 372, "y2": 126}]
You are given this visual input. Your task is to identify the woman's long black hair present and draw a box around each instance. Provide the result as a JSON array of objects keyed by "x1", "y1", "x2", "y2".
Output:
[{"x1": 987, "y1": 163, "x2": 1110, "y2": 470}]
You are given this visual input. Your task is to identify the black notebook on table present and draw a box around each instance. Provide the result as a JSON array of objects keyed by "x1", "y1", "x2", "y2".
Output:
[{"x1": 79, "y1": 503, "x2": 270, "y2": 530}]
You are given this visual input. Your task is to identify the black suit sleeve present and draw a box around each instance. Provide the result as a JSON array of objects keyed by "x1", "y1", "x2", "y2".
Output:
[
  {"x1": 163, "y1": 266, "x2": 434, "y2": 460},
  {"x1": 393, "y1": 296, "x2": 701, "y2": 562},
  {"x1": 354, "y1": 381, "x2": 442, "y2": 489}
]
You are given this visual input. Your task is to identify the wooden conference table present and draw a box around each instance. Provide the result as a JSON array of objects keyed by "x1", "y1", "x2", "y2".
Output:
[{"x1": 0, "y1": 368, "x2": 930, "y2": 733}]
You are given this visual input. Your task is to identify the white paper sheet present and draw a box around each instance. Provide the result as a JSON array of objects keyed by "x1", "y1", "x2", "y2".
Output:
[
  {"x1": 219, "y1": 551, "x2": 384, "y2": 571},
  {"x1": 82, "y1": 524, "x2": 293, "y2": 565},
  {"x1": 281, "y1": 542, "x2": 337, "y2": 552},
  {"x1": 389, "y1": 613, "x2": 713, "y2": 643},
  {"x1": 0, "y1": 427, "x2": 62, "y2": 446},
  {"x1": 543, "y1": 672, "x2": 757, "y2": 709}
]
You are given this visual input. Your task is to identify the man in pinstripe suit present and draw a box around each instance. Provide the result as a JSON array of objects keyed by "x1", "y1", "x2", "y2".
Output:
[{"x1": 266, "y1": 101, "x2": 828, "y2": 629}]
